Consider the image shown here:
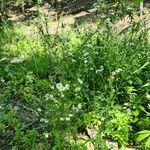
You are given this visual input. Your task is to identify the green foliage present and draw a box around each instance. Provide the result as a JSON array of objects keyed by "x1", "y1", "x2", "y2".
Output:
[
  {"x1": 105, "y1": 110, "x2": 132, "y2": 146},
  {"x1": 137, "y1": 130, "x2": 150, "y2": 148},
  {"x1": 0, "y1": 1, "x2": 150, "y2": 149}
]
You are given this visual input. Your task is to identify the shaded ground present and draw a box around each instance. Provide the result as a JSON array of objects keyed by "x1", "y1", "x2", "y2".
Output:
[
  {"x1": 7, "y1": 0, "x2": 96, "y2": 22},
  {"x1": 6, "y1": 0, "x2": 150, "y2": 37}
]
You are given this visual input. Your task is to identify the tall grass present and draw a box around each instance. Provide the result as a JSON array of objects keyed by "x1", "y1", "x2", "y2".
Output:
[{"x1": 0, "y1": 7, "x2": 150, "y2": 150}]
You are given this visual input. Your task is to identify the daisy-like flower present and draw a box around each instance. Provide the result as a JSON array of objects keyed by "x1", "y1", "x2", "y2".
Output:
[
  {"x1": 14, "y1": 106, "x2": 19, "y2": 111},
  {"x1": 40, "y1": 118, "x2": 44, "y2": 122},
  {"x1": 65, "y1": 117, "x2": 71, "y2": 121},
  {"x1": 1, "y1": 77, "x2": 5, "y2": 83},
  {"x1": 77, "y1": 103, "x2": 82, "y2": 109},
  {"x1": 84, "y1": 60, "x2": 88, "y2": 64},
  {"x1": 60, "y1": 117, "x2": 65, "y2": 121},
  {"x1": 56, "y1": 83, "x2": 65, "y2": 92},
  {"x1": 49, "y1": 94, "x2": 54, "y2": 99},
  {"x1": 51, "y1": 86, "x2": 55, "y2": 90},
  {"x1": 45, "y1": 94, "x2": 54, "y2": 101},
  {"x1": 75, "y1": 87, "x2": 81, "y2": 92},
  {"x1": 37, "y1": 108, "x2": 42, "y2": 112},
  {"x1": 56, "y1": 83, "x2": 70, "y2": 92},
  {"x1": 44, "y1": 133, "x2": 49, "y2": 138},
  {"x1": 45, "y1": 93, "x2": 50, "y2": 101},
  {"x1": 68, "y1": 114, "x2": 74, "y2": 118}
]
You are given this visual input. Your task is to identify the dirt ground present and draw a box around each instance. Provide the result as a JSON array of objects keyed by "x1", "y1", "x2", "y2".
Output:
[{"x1": 5, "y1": 0, "x2": 150, "y2": 37}]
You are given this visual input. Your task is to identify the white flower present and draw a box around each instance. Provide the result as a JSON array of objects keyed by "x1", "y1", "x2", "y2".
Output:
[
  {"x1": 1, "y1": 77, "x2": 5, "y2": 82},
  {"x1": 77, "y1": 103, "x2": 82, "y2": 109},
  {"x1": 11, "y1": 58, "x2": 24, "y2": 64},
  {"x1": 123, "y1": 106, "x2": 127, "y2": 109},
  {"x1": 123, "y1": 103, "x2": 129, "y2": 106},
  {"x1": 75, "y1": 87, "x2": 81, "y2": 92},
  {"x1": 45, "y1": 94, "x2": 54, "y2": 101},
  {"x1": 14, "y1": 106, "x2": 19, "y2": 111},
  {"x1": 68, "y1": 114, "x2": 74, "y2": 118},
  {"x1": 112, "y1": 71, "x2": 116, "y2": 76},
  {"x1": 51, "y1": 86, "x2": 55, "y2": 90},
  {"x1": 44, "y1": 133, "x2": 49, "y2": 138},
  {"x1": 115, "y1": 68, "x2": 122, "y2": 73},
  {"x1": 64, "y1": 84, "x2": 70, "y2": 91},
  {"x1": 65, "y1": 117, "x2": 71, "y2": 121},
  {"x1": 37, "y1": 108, "x2": 42, "y2": 112},
  {"x1": 56, "y1": 83, "x2": 69, "y2": 92},
  {"x1": 127, "y1": 108, "x2": 132, "y2": 115},
  {"x1": 49, "y1": 94, "x2": 54, "y2": 99},
  {"x1": 40, "y1": 118, "x2": 44, "y2": 122},
  {"x1": 110, "y1": 12, "x2": 115, "y2": 15},
  {"x1": 112, "y1": 68, "x2": 122, "y2": 76},
  {"x1": 60, "y1": 117, "x2": 65, "y2": 121},
  {"x1": 56, "y1": 83, "x2": 65, "y2": 92},
  {"x1": 61, "y1": 94, "x2": 64, "y2": 98},
  {"x1": 45, "y1": 93, "x2": 50, "y2": 101},
  {"x1": 84, "y1": 60, "x2": 88, "y2": 64},
  {"x1": 77, "y1": 79, "x2": 83, "y2": 84},
  {"x1": 44, "y1": 119, "x2": 48, "y2": 123}
]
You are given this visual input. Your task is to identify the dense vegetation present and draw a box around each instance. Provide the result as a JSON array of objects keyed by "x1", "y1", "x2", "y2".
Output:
[{"x1": 0, "y1": 0, "x2": 150, "y2": 149}]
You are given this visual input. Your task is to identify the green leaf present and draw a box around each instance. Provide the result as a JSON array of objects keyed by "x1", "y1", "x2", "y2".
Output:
[
  {"x1": 133, "y1": 110, "x2": 139, "y2": 117},
  {"x1": 137, "y1": 130, "x2": 150, "y2": 142},
  {"x1": 138, "y1": 130, "x2": 150, "y2": 134},
  {"x1": 134, "y1": 0, "x2": 143, "y2": 4},
  {"x1": 146, "y1": 137, "x2": 150, "y2": 147},
  {"x1": 139, "y1": 106, "x2": 145, "y2": 112}
]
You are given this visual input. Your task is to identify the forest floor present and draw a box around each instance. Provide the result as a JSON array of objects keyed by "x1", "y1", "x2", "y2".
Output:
[{"x1": 6, "y1": 0, "x2": 150, "y2": 38}]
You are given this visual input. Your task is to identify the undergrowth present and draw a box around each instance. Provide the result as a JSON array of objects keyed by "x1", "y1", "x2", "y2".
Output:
[{"x1": 0, "y1": 2, "x2": 150, "y2": 150}]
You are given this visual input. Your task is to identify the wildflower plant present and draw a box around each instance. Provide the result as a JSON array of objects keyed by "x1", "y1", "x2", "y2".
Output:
[{"x1": 0, "y1": 0, "x2": 149, "y2": 149}]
